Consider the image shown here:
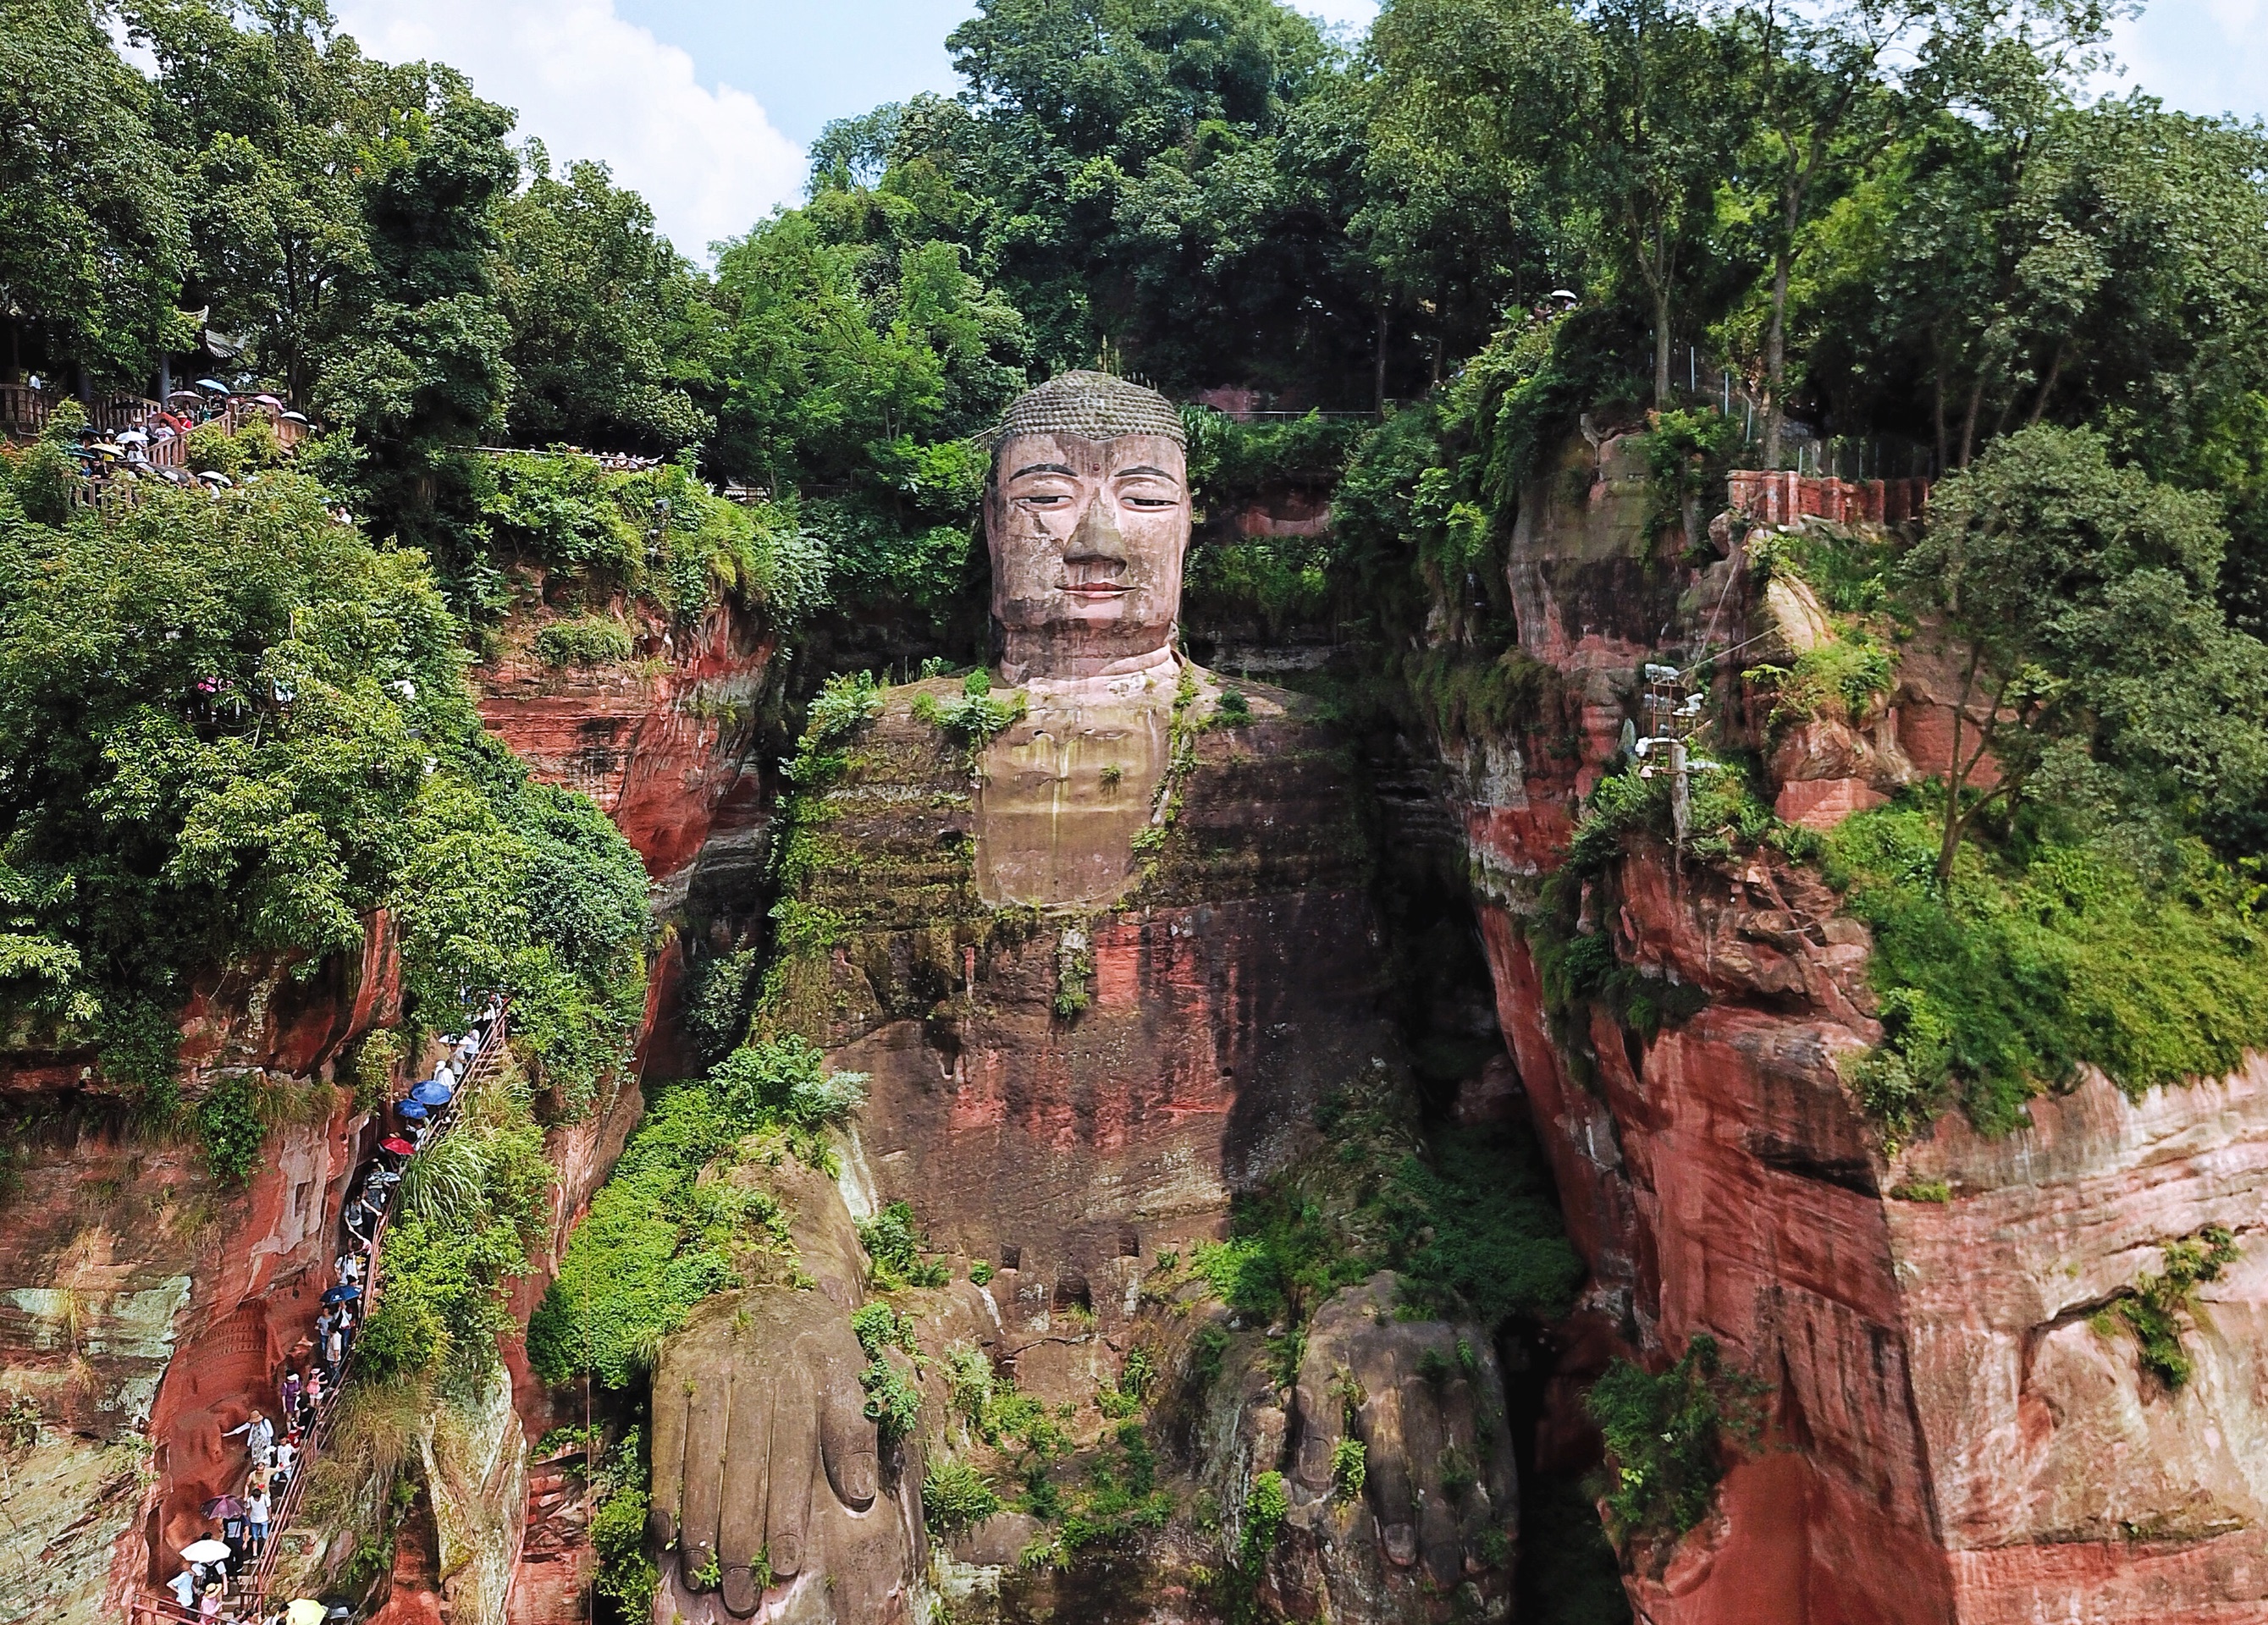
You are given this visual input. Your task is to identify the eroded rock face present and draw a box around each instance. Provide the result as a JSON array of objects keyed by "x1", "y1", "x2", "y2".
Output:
[
  {"x1": 0, "y1": 1093, "x2": 373, "y2": 1622},
  {"x1": 475, "y1": 593, "x2": 774, "y2": 892},
  {"x1": 1454, "y1": 442, "x2": 2268, "y2": 1622},
  {"x1": 0, "y1": 914, "x2": 405, "y2": 1620}
]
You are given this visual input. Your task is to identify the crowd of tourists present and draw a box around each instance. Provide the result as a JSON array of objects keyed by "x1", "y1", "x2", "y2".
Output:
[
  {"x1": 156, "y1": 995, "x2": 503, "y2": 1625},
  {"x1": 52, "y1": 379, "x2": 310, "y2": 497}
]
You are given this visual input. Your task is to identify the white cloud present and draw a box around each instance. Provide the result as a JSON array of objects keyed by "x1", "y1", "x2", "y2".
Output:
[{"x1": 332, "y1": 0, "x2": 804, "y2": 262}]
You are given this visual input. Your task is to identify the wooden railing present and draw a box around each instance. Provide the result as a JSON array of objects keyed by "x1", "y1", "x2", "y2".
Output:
[
  {"x1": 126, "y1": 1003, "x2": 510, "y2": 1625},
  {"x1": 3, "y1": 383, "x2": 312, "y2": 449}
]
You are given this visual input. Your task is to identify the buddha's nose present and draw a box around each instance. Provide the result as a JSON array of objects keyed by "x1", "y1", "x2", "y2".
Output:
[{"x1": 1064, "y1": 494, "x2": 1128, "y2": 570}]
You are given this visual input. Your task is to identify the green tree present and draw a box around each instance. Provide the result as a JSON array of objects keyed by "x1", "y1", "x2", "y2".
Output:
[
  {"x1": 124, "y1": 0, "x2": 367, "y2": 404},
  {"x1": 0, "y1": 465, "x2": 647, "y2": 1104},
  {"x1": 1371, "y1": 0, "x2": 1738, "y2": 404},
  {"x1": 0, "y1": 0, "x2": 190, "y2": 388},
  {"x1": 1903, "y1": 424, "x2": 2268, "y2": 882},
  {"x1": 941, "y1": 0, "x2": 1363, "y2": 392},
  {"x1": 494, "y1": 151, "x2": 723, "y2": 454},
  {"x1": 708, "y1": 179, "x2": 1024, "y2": 609}
]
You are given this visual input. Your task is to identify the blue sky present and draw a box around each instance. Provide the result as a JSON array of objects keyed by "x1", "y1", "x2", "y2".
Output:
[{"x1": 328, "y1": 0, "x2": 2265, "y2": 261}]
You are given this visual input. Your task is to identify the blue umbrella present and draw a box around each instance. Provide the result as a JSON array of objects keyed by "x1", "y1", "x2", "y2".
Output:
[
  {"x1": 321, "y1": 1284, "x2": 361, "y2": 1304},
  {"x1": 409, "y1": 1079, "x2": 454, "y2": 1107},
  {"x1": 195, "y1": 378, "x2": 229, "y2": 394},
  {"x1": 395, "y1": 1099, "x2": 429, "y2": 1121}
]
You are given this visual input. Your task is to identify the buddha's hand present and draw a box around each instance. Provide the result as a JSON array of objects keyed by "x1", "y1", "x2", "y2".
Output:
[{"x1": 647, "y1": 1290, "x2": 883, "y2": 1617}]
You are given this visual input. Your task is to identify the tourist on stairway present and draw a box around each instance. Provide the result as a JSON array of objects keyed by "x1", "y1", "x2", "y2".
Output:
[
  {"x1": 223, "y1": 1410, "x2": 273, "y2": 1470},
  {"x1": 244, "y1": 1487, "x2": 270, "y2": 1558}
]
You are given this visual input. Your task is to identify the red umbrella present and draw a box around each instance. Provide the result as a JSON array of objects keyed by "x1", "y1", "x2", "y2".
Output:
[{"x1": 379, "y1": 1136, "x2": 416, "y2": 1155}]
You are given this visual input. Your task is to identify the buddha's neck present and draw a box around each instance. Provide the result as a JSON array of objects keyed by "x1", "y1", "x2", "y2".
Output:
[{"x1": 997, "y1": 640, "x2": 1180, "y2": 692}]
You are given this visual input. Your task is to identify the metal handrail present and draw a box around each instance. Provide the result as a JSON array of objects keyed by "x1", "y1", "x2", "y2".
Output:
[{"x1": 129, "y1": 1002, "x2": 510, "y2": 1623}]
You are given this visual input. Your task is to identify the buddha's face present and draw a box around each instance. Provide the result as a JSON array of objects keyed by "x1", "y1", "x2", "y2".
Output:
[{"x1": 986, "y1": 431, "x2": 1189, "y2": 677}]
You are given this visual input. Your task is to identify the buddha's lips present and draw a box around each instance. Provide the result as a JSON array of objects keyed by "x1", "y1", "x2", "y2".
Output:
[{"x1": 1062, "y1": 581, "x2": 1131, "y2": 598}]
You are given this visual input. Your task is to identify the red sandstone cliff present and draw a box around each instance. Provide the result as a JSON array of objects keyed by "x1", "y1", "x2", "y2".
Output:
[
  {"x1": 1455, "y1": 436, "x2": 2268, "y2": 1622},
  {"x1": 0, "y1": 916, "x2": 401, "y2": 1622},
  {"x1": 474, "y1": 592, "x2": 773, "y2": 893},
  {"x1": 0, "y1": 581, "x2": 772, "y2": 1624}
]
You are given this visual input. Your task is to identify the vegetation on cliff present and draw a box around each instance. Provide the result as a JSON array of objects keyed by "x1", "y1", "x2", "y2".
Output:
[
  {"x1": 0, "y1": 449, "x2": 649, "y2": 1122},
  {"x1": 1586, "y1": 1335, "x2": 1763, "y2": 1548},
  {"x1": 526, "y1": 1036, "x2": 864, "y2": 1388},
  {"x1": 355, "y1": 1064, "x2": 555, "y2": 1385}
]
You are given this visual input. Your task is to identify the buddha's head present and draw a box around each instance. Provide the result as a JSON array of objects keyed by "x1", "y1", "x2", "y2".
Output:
[{"x1": 985, "y1": 371, "x2": 1189, "y2": 683}]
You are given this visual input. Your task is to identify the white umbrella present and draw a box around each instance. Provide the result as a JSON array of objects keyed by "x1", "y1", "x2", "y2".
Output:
[{"x1": 180, "y1": 1538, "x2": 231, "y2": 1562}]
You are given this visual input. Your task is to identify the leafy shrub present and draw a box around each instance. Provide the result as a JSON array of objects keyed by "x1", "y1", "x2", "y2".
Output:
[
  {"x1": 589, "y1": 1486, "x2": 659, "y2": 1618},
  {"x1": 8, "y1": 402, "x2": 86, "y2": 524},
  {"x1": 1747, "y1": 631, "x2": 1896, "y2": 729},
  {"x1": 1239, "y1": 1469, "x2": 1288, "y2": 1567},
  {"x1": 477, "y1": 453, "x2": 829, "y2": 622},
  {"x1": 1636, "y1": 407, "x2": 1741, "y2": 536},
  {"x1": 860, "y1": 1355, "x2": 922, "y2": 1442},
  {"x1": 1586, "y1": 1335, "x2": 1761, "y2": 1543},
  {"x1": 1330, "y1": 1435, "x2": 1366, "y2": 1498},
  {"x1": 527, "y1": 1055, "x2": 815, "y2": 1387},
  {"x1": 1828, "y1": 804, "x2": 2268, "y2": 1135},
  {"x1": 357, "y1": 1072, "x2": 555, "y2": 1383},
  {"x1": 2111, "y1": 1226, "x2": 2239, "y2": 1389},
  {"x1": 184, "y1": 421, "x2": 245, "y2": 476},
  {"x1": 851, "y1": 1302, "x2": 916, "y2": 1359},
  {"x1": 924, "y1": 1458, "x2": 1004, "y2": 1534},
  {"x1": 1057, "y1": 1420, "x2": 1173, "y2": 1556},
  {"x1": 858, "y1": 1200, "x2": 950, "y2": 1290},
  {"x1": 533, "y1": 616, "x2": 635, "y2": 667},
  {"x1": 196, "y1": 1077, "x2": 268, "y2": 1186},
  {"x1": 916, "y1": 669, "x2": 1025, "y2": 748},
  {"x1": 679, "y1": 948, "x2": 758, "y2": 1070},
  {"x1": 1182, "y1": 408, "x2": 1368, "y2": 498},
  {"x1": 1378, "y1": 1124, "x2": 1597, "y2": 1323},
  {"x1": 232, "y1": 416, "x2": 289, "y2": 470},
  {"x1": 712, "y1": 1036, "x2": 866, "y2": 1136},
  {"x1": 1188, "y1": 1324, "x2": 1230, "y2": 1393},
  {"x1": 805, "y1": 669, "x2": 885, "y2": 745},
  {"x1": 348, "y1": 1028, "x2": 403, "y2": 1114},
  {"x1": 1749, "y1": 522, "x2": 1902, "y2": 616}
]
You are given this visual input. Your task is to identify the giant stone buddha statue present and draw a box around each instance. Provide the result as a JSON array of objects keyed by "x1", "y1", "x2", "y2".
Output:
[{"x1": 643, "y1": 372, "x2": 1517, "y2": 1623}]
